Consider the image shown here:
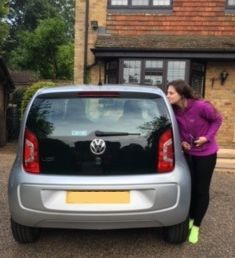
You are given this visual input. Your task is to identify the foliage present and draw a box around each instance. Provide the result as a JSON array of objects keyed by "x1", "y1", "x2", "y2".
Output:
[
  {"x1": 9, "y1": 17, "x2": 74, "y2": 79},
  {"x1": 56, "y1": 42, "x2": 74, "y2": 79},
  {"x1": 5, "y1": 0, "x2": 74, "y2": 55},
  {"x1": 48, "y1": 0, "x2": 75, "y2": 39},
  {"x1": 0, "y1": 0, "x2": 9, "y2": 55},
  {"x1": 20, "y1": 81, "x2": 55, "y2": 117},
  {"x1": 4, "y1": 0, "x2": 75, "y2": 79},
  {"x1": 11, "y1": 87, "x2": 27, "y2": 107},
  {"x1": 8, "y1": 0, "x2": 74, "y2": 36}
]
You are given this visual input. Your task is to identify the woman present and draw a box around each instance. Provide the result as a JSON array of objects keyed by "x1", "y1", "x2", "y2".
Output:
[{"x1": 167, "y1": 80, "x2": 222, "y2": 244}]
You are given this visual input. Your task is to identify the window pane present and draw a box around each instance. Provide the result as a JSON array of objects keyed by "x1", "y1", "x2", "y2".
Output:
[
  {"x1": 123, "y1": 60, "x2": 141, "y2": 84},
  {"x1": 191, "y1": 62, "x2": 205, "y2": 97},
  {"x1": 153, "y1": 0, "x2": 171, "y2": 6},
  {"x1": 191, "y1": 62, "x2": 205, "y2": 73},
  {"x1": 145, "y1": 60, "x2": 163, "y2": 69},
  {"x1": 144, "y1": 75, "x2": 163, "y2": 86},
  {"x1": 191, "y1": 74, "x2": 203, "y2": 97},
  {"x1": 228, "y1": 0, "x2": 235, "y2": 5},
  {"x1": 132, "y1": 0, "x2": 149, "y2": 5},
  {"x1": 106, "y1": 61, "x2": 118, "y2": 84},
  {"x1": 167, "y1": 61, "x2": 186, "y2": 82},
  {"x1": 111, "y1": 0, "x2": 128, "y2": 5}
]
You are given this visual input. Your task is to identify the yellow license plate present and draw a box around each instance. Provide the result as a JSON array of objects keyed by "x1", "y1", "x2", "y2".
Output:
[{"x1": 66, "y1": 191, "x2": 130, "y2": 204}]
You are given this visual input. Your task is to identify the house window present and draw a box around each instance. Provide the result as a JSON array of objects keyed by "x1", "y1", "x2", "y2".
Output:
[
  {"x1": 190, "y1": 62, "x2": 205, "y2": 97},
  {"x1": 111, "y1": 0, "x2": 128, "y2": 5},
  {"x1": 132, "y1": 0, "x2": 149, "y2": 6},
  {"x1": 226, "y1": 0, "x2": 235, "y2": 8},
  {"x1": 153, "y1": 0, "x2": 171, "y2": 6},
  {"x1": 167, "y1": 61, "x2": 186, "y2": 82},
  {"x1": 119, "y1": 59, "x2": 187, "y2": 91},
  {"x1": 123, "y1": 60, "x2": 141, "y2": 84},
  {"x1": 106, "y1": 59, "x2": 204, "y2": 95},
  {"x1": 106, "y1": 61, "x2": 119, "y2": 83},
  {"x1": 227, "y1": 0, "x2": 235, "y2": 6},
  {"x1": 109, "y1": 0, "x2": 172, "y2": 8},
  {"x1": 144, "y1": 60, "x2": 163, "y2": 86}
]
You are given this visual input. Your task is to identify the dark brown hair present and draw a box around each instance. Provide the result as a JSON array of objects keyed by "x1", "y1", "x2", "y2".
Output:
[
  {"x1": 167, "y1": 79, "x2": 198, "y2": 99},
  {"x1": 167, "y1": 80, "x2": 222, "y2": 118}
]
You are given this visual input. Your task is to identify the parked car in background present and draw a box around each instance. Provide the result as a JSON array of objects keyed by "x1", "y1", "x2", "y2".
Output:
[{"x1": 8, "y1": 85, "x2": 190, "y2": 244}]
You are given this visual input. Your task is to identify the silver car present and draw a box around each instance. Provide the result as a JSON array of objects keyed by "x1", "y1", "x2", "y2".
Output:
[{"x1": 8, "y1": 85, "x2": 190, "y2": 244}]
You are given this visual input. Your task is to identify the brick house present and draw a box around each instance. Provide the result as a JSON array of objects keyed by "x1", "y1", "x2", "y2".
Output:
[
  {"x1": 0, "y1": 57, "x2": 15, "y2": 146},
  {"x1": 74, "y1": 0, "x2": 235, "y2": 146}
]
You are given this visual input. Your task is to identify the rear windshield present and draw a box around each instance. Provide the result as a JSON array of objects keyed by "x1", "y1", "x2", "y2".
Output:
[
  {"x1": 26, "y1": 92, "x2": 172, "y2": 175},
  {"x1": 27, "y1": 93, "x2": 170, "y2": 136}
]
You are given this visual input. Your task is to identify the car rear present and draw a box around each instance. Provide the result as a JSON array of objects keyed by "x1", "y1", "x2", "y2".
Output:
[{"x1": 8, "y1": 85, "x2": 190, "y2": 244}]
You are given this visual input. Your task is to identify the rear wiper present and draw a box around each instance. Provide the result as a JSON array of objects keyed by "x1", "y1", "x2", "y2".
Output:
[{"x1": 95, "y1": 130, "x2": 141, "y2": 136}]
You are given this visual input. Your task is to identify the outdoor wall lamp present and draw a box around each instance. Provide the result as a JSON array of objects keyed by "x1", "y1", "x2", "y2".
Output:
[
  {"x1": 91, "y1": 20, "x2": 98, "y2": 31},
  {"x1": 220, "y1": 70, "x2": 229, "y2": 85}
]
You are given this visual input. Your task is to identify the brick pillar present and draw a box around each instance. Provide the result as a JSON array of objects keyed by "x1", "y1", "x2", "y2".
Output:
[
  {"x1": 74, "y1": 0, "x2": 86, "y2": 84},
  {"x1": 205, "y1": 62, "x2": 235, "y2": 146},
  {"x1": 74, "y1": 0, "x2": 107, "y2": 84}
]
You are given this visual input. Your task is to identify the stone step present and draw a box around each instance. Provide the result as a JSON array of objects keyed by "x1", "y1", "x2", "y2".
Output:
[
  {"x1": 217, "y1": 149, "x2": 235, "y2": 159},
  {"x1": 215, "y1": 167, "x2": 235, "y2": 173},
  {"x1": 216, "y1": 149, "x2": 235, "y2": 172},
  {"x1": 215, "y1": 157, "x2": 235, "y2": 173}
]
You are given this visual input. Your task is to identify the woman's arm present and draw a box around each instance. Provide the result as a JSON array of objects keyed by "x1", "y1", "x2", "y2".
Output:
[{"x1": 200, "y1": 101, "x2": 223, "y2": 141}]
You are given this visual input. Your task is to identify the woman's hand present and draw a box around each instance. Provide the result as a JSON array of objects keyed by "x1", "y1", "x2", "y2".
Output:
[
  {"x1": 182, "y1": 141, "x2": 191, "y2": 151},
  {"x1": 194, "y1": 136, "x2": 208, "y2": 147}
]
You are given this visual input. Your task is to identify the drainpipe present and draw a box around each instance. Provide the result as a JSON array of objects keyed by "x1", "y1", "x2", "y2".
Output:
[{"x1": 84, "y1": 0, "x2": 89, "y2": 84}]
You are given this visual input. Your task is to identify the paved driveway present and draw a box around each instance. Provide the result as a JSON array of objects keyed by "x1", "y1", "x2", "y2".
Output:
[{"x1": 0, "y1": 143, "x2": 234, "y2": 258}]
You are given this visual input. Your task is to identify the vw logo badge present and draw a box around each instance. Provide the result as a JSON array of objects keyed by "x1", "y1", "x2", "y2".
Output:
[{"x1": 90, "y1": 138, "x2": 106, "y2": 155}]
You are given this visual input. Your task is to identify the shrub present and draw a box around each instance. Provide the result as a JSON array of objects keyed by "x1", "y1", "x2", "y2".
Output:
[
  {"x1": 20, "y1": 81, "x2": 55, "y2": 117},
  {"x1": 11, "y1": 87, "x2": 27, "y2": 107}
]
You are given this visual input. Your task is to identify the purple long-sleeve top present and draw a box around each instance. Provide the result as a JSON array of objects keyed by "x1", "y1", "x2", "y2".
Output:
[{"x1": 173, "y1": 99, "x2": 223, "y2": 156}]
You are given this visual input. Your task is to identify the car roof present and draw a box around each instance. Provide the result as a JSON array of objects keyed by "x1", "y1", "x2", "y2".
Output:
[{"x1": 36, "y1": 84, "x2": 165, "y2": 96}]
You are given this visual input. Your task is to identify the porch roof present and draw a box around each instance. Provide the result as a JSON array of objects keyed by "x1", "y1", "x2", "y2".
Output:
[{"x1": 93, "y1": 35, "x2": 235, "y2": 59}]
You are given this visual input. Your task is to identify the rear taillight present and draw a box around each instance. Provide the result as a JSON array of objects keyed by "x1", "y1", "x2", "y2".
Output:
[
  {"x1": 156, "y1": 129, "x2": 174, "y2": 173},
  {"x1": 23, "y1": 128, "x2": 40, "y2": 174}
]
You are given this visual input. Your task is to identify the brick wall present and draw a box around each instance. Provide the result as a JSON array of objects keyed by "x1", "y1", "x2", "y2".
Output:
[
  {"x1": 74, "y1": 0, "x2": 107, "y2": 83},
  {"x1": 205, "y1": 62, "x2": 235, "y2": 146},
  {"x1": 74, "y1": 0, "x2": 86, "y2": 84},
  {"x1": 107, "y1": 0, "x2": 235, "y2": 36}
]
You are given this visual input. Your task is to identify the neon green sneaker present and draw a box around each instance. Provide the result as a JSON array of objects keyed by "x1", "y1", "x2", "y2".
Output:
[
  {"x1": 188, "y1": 226, "x2": 200, "y2": 244},
  {"x1": 189, "y1": 219, "x2": 194, "y2": 230}
]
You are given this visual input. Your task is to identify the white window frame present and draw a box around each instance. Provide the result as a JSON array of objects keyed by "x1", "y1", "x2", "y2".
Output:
[
  {"x1": 226, "y1": 0, "x2": 235, "y2": 8},
  {"x1": 108, "y1": 0, "x2": 172, "y2": 9}
]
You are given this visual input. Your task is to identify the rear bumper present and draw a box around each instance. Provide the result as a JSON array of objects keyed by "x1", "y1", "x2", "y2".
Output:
[{"x1": 9, "y1": 180, "x2": 190, "y2": 229}]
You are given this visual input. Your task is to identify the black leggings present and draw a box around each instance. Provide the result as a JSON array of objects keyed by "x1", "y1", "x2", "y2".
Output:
[{"x1": 185, "y1": 153, "x2": 217, "y2": 227}]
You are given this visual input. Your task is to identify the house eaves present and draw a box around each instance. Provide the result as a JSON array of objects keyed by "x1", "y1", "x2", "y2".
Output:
[
  {"x1": 0, "y1": 57, "x2": 15, "y2": 92},
  {"x1": 93, "y1": 35, "x2": 235, "y2": 59}
]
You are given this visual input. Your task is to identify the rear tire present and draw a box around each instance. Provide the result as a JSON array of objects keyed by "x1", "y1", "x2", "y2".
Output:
[
  {"x1": 164, "y1": 217, "x2": 189, "y2": 244},
  {"x1": 11, "y1": 218, "x2": 41, "y2": 243}
]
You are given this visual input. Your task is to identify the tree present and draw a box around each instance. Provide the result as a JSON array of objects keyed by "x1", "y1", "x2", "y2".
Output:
[
  {"x1": 7, "y1": 0, "x2": 74, "y2": 41},
  {"x1": 5, "y1": 0, "x2": 74, "y2": 60},
  {"x1": 10, "y1": 17, "x2": 73, "y2": 79},
  {"x1": 8, "y1": 0, "x2": 55, "y2": 30},
  {"x1": 5, "y1": 0, "x2": 58, "y2": 55},
  {"x1": 0, "y1": 1, "x2": 9, "y2": 55},
  {"x1": 5, "y1": 0, "x2": 75, "y2": 79},
  {"x1": 48, "y1": 0, "x2": 75, "y2": 39},
  {"x1": 56, "y1": 42, "x2": 74, "y2": 79}
]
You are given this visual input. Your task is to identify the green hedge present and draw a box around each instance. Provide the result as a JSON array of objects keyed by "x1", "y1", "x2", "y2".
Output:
[
  {"x1": 20, "y1": 81, "x2": 55, "y2": 117},
  {"x1": 11, "y1": 87, "x2": 27, "y2": 107}
]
